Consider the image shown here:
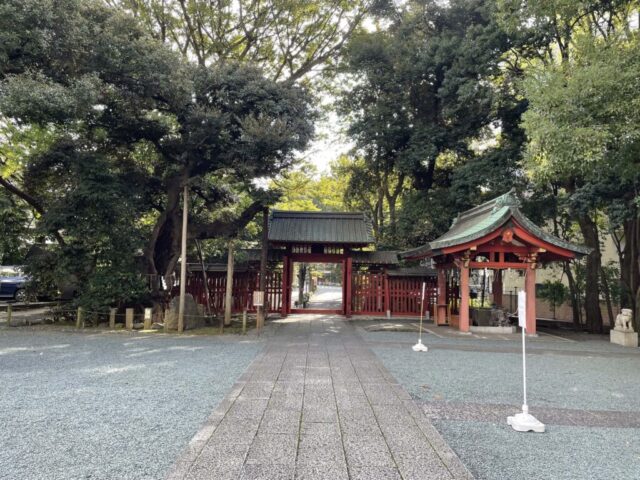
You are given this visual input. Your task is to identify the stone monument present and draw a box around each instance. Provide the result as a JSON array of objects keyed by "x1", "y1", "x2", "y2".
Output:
[{"x1": 610, "y1": 309, "x2": 638, "y2": 348}]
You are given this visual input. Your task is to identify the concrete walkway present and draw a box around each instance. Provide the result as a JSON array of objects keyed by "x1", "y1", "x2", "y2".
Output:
[{"x1": 166, "y1": 314, "x2": 472, "y2": 480}]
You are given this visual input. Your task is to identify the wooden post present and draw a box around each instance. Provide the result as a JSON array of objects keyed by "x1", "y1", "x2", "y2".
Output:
[
  {"x1": 459, "y1": 262, "x2": 470, "y2": 333},
  {"x1": 437, "y1": 268, "x2": 447, "y2": 326},
  {"x1": 109, "y1": 308, "x2": 116, "y2": 329},
  {"x1": 76, "y1": 307, "x2": 84, "y2": 328},
  {"x1": 256, "y1": 207, "x2": 269, "y2": 329},
  {"x1": 224, "y1": 240, "x2": 234, "y2": 326},
  {"x1": 525, "y1": 266, "x2": 537, "y2": 335},
  {"x1": 384, "y1": 273, "x2": 391, "y2": 318},
  {"x1": 143, "y1": 308, "x2": 152, "y2": 330},
  {"x1": 281, "y1": 255, "x2": 289, "y2": 317},
  {"x1": 125, "y1": 308, "x2": 134, "y2": 330},
  {"x1": 493, "y1": 269, "x2": 503, "y2": 307},
  {"x1": 177, "y1": 185, "x2": 189, "y2": 334},
  {"x1": 345, "y1": 257, "x2": 353, "y2": 317},
  {"x1": 6, "y1": 304, "x2": 12, "y2": 326},
  {"x1": 242, "y1": 310, "x2": 247, "y2": 335}
]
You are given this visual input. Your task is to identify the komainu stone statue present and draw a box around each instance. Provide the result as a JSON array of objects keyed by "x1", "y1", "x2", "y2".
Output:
[
  {"x1": 610, "y1": 308, "x2": 637, "y2": 347},
  {"x1": 614, "y1": 309, "x2": 634, "y2": 333}
]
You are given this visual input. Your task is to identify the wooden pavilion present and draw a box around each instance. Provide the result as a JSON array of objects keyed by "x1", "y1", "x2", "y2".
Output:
[{"x1": 402, "y1": 190, "x2": 590, "y2": 335}]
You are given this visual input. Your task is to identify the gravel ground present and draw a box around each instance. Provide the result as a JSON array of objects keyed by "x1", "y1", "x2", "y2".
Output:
[
  {"x1": 364, "y1": 329, "x2": 640, "y2": 480},
  {"x1": 0, "y1": 328, "x2": 262, "y2": 480}
]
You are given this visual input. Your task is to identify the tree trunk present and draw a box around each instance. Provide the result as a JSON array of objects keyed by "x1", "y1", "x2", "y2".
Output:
[
  {"x1": 600, "y1": 266, "x2": 614, "y2": 328},
  {"x1": 298, "y1": 264, "x2": 307, "y2": 306},
  {"x1": 621, "y1": 217, "x2": 640, "y2": 331},
  {"x1": 224, "y1": 241, "x2": 234, "y2": 326},
  {"x1": 563, "y1": 261, "x2": 582, "y2": 329},
  {"x1": 577, "y1": 213, "x2": 603, "y2": 333}
]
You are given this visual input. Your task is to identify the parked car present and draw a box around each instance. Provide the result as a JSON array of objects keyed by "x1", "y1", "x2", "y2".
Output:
[{"x1": 0, "y1": 266, "x2": 29, "y2": 302}]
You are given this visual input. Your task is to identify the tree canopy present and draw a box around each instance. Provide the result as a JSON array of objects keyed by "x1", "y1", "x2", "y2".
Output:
[{"x1": 0, "y1": 0, "x2": 314, "y2": 307}]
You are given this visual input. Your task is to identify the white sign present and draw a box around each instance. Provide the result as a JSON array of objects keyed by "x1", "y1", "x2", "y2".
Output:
[
  {"x1": 253, "y1": 291, "x2": 265, "y2": 307},
  {"x1": 518, "y1": 290, "x2": 526, "y2": 328}
]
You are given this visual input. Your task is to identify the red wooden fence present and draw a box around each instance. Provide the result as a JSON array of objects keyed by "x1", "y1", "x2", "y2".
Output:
[
  {"x1": 181, "y1": 271, "x2": 282, "y2": 313},
  {"x1": 387, "y1": 276, "x2": 437, "y2": 316},
  {"x1": 179, "y1": 270, "x2": 442, "y2": 317}
]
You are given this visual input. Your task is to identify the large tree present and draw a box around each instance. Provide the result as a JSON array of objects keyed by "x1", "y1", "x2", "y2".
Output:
[
  {"x1": 0, "y1": 0, "x2": 314, "y2": 306},
  {"x1": 106, "y1": 0, "x2": 382, "y2": 83},
  {"x1": 340, "y1": 0, "x2": 526, "y2": 247},
  {"x1": 508, "y1": 0, "x2": 640, "y2": 332}
]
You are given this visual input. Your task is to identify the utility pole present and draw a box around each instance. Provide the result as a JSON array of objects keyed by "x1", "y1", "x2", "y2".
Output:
[
  {"x1": 257, "y1": 207, "x2": 269, "y2": 329},
  {"x1": 178, "y1": 185, "x2": 188, "y2": 333},
  {"x1": 224, "y1": 240, "x2": 234, "y2": 326}
]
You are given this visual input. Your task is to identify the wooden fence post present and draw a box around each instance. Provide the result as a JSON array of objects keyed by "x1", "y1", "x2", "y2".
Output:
[
  {"x1": 76, "y1": 307, "x2": 84, "y2": 328},
  {"x1": 242, "y1": 309, "x2": 247, "y2": 335},
  {"x1": 109, "y1": 308, "x2": 116, "y2": 329},
  {"x1": 125, "y1": 308, "x2": 134, "y2": 330},
  {"x1": 143, "y1": 308, "x2": 152, "y2": 330}
]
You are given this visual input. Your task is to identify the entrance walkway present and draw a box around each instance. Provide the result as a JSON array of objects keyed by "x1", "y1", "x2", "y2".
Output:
[{"x1": 166, "y1": 315, "x2": 472, "y2": 480}]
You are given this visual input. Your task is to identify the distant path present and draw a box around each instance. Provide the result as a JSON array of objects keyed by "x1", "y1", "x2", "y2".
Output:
[{"x1": 307, "y1": 285, "x2": 343, "y2": 309}]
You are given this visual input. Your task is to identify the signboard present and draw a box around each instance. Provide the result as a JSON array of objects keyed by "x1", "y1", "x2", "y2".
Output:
[
  {"x1": 253, "y1": 291, "x2": 265, "y2": 307},
  {"x1": 518, "y1": 290, "x2": 526, "y2": 328}
]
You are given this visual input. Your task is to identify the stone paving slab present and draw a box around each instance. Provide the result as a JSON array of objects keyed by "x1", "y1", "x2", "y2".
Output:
[{"x1": 166, "y1": 315, "x2": 473, "y2": 480}]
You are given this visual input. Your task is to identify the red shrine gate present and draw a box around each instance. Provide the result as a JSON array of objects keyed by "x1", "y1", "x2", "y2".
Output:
[{"x1": 181, "y1": 211, "x2": 442, "y2": 318}]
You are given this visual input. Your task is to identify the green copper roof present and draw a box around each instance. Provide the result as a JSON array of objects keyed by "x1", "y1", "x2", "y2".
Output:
[
  {"x1": 402, "y1": 190, "x2": 591, "y2": 259},
  {"x1": 268, "y1": 211, "x2": 374, "y2": 245}
]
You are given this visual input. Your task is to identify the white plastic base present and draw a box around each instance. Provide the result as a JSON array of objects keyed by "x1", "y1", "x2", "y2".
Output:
[
  {"x1": 412, "y1": 340, "x2": 428, "y2": 352},
  {"x1": 507, "y1": 406, "x2": 545, "y2": 433}
]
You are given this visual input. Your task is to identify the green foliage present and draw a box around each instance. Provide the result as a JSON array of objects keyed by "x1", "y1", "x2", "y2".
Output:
[
  {"x1": 0, "y1": 0, "x2": 315, "y2": 309},
  {"x1": 538, "y1": 280, "x2": 569, "y2": 318},
  {"x1": 106, "y1": 0, "x2": 380, "y2": 83},
  {"x1": 340, "y1": 0, "x2": 528, "y2": 248}
]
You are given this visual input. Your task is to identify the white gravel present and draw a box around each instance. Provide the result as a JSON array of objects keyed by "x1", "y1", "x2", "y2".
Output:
[{"x1": 0, "y1": 329, "x2": 262, "y2": 480}]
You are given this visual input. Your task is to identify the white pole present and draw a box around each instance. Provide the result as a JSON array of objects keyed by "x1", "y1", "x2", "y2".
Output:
[
  {"x1": 507, "y1": 287, "x2": 544, "y2": 432},
  {"x1": 419, "y1": 281, "x2": 426, "y2": 342},
  {"x1": 178, "y1": 185, "x2": 188, "y2": 334},
  {"x1": 413, "y1": 282, "x2": 428, "y2": 352},
  {"x1": 522, "y1": 322, "x2": 527, "y2": 411}
]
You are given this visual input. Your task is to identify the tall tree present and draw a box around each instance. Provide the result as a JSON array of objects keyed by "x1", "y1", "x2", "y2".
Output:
[
  {"x1": 512, "y1": 0, "x2": 640, "y2": 332},
  {"x1": 0, "y1": 0, "x2": 314, "y2": 306},
  {"x1": 106, "y1": 0, "x2": 381, "y2": 83},
  {"x1": 341, "y1": 0, "x2": 525, "y2": 247}
]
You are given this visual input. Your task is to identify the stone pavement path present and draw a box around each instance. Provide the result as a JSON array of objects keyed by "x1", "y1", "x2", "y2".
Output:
[{"x1": 166, "y1": 315, "x2": 472, "y2": 480}]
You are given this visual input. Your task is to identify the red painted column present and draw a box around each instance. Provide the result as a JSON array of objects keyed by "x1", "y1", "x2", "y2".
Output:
[
  {"x1": 525, "y1": 266, "x2": 537, "y2": 335},
  {"x1": 345, "y1": 257, "x2": 353, "y2": 317},
  {"x1": 437, "y1": 268, "x2": 447, "y2": 326},
  {"x1": 459, "y1": 263, "x2": 470, "y2": 332},
  {"x1": 493, "y1": 269, "x2": 503, "y2": 307},
  {"x1": 281, "y1": 255, "x2": 289, "y2": 317}
]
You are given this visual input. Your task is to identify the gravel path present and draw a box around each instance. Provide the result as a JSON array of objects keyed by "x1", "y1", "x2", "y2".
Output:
[
  {"x1": 0, "y1": 328, "x2": 262, "y2": 480},
  {"x1": 364, "y1": 328, "x2": 640, "y2": 480}
]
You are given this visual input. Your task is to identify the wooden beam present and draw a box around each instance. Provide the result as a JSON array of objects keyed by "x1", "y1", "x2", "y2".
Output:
[{"x1": 468, "y1": 261, "x2": 528, "y2": 269}]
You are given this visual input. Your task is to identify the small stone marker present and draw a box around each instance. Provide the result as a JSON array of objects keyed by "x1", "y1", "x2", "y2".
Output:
[{"x1": 125, "y1": 308, "x2": 134, "y2": 330}]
